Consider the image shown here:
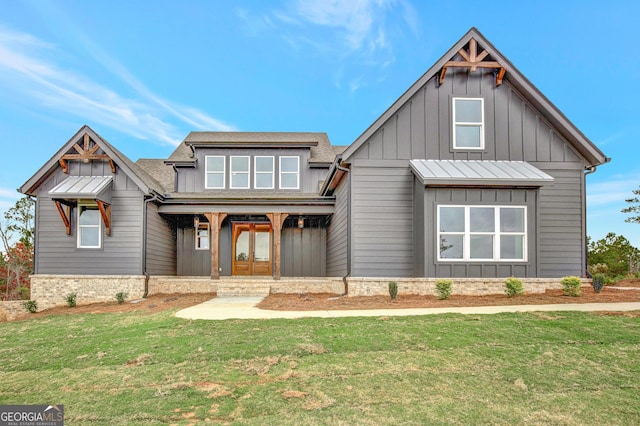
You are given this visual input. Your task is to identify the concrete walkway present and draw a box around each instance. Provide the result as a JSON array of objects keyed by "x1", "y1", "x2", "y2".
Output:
[{"x1": 175, "y1": 296, "x2": 640, "y2": 321}]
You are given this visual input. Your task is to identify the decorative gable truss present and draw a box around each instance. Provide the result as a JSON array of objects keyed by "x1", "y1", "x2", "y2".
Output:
[
  {"x1": 58, "y1": 133, "x2": 117, "y2": 174},
  {"x1": 439, "y1": 38, "x2": 506, "y2": 86}
]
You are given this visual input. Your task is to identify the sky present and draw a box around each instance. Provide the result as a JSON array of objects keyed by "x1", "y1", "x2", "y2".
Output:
[{"x1": 1, "y1": 0, "x2": 639, "y2": 247}]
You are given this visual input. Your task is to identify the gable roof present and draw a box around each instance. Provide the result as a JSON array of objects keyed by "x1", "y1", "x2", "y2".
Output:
[
  {"x1": 19, "y1": 125, "x2": 165, "y2": 196},
  {"x1": 340, "y1": 27, "x2": 608, "y2": 168}
]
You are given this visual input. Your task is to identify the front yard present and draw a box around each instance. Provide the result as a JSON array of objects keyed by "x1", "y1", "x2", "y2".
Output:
[{"x1": 1, "y1": 306, "x2": 639, "y2": 424}]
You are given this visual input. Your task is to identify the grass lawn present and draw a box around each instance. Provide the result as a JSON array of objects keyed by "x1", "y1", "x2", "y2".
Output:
[{"x1": 1, "y1": 309, "x2": 639, "y2": 425}]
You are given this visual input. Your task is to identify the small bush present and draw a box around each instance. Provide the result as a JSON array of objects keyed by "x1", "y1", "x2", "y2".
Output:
[
  {"x1": 23, "y1": 300, "x2": 37, "y2": 314},
  {"x1": 388, "y1": 282, "x2": 398, "y2": 300},
  {"x1": 592, "y1": 273, "x2": 605, "y2": 294},
  {"x1": 587, "y1": 263, "x2": 609, "y2": 276},
  {"x1": 504, "y1": 277, "x2": 524, "y2": 298},
  {"x1": 435, "y1": 279, "x2": 452, "y2": 300},
  {"x1": 561, "y1": 276, "x2": 582, "y2": 297},
  {"x1": 115, "y1": 292, "x2": 128, "y2": 304},
  {"x1": 65, "y1": 292, "x2": 77, "y2": 307},
  {"x1": 16, "y1": 287, "x2": 30, "y2": 300}
]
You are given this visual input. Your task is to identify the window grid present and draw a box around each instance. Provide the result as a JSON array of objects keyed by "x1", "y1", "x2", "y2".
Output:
[
  {"x1": 279, "y1": 156, "x2": 300, "y2": 189},
  {"x1": 230, "y1": 156, "x2": 250, "y2": 189},
  {"x1": 205, "y1": 156, "x2": 225, "y2": 189},
  {"x1": 254, "y1": 156, "x2": 275, "y2": 189},
  {"x1": 77, "y1": 204, "x2": 101, "y2": 249},
  {"x1": 438, "y1": 205, "x2": 526, "y2": 262},
  {"x1": 452, "y1": 97, "x2": 485, "y2": 150}
]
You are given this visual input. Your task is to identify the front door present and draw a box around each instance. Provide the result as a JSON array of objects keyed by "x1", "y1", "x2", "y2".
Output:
[{"x1": 232, "y1": 223, "x2": 272, "y2": 275}]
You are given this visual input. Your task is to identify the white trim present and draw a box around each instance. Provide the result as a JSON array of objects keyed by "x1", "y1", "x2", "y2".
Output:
[
  {"x1": 195, "y1": 223, "x2": 210, "y2": 250},
  {"x1": 77, "y1": 202, "x2": 102, "y2": 249},
  {"x1": 452, "y1": 97, "x2": 485, "y2": 150},
  {"x1": 279, "y1": 156, "x2": 300, "y2": 189},
  {"x1": 254, "y1": 156, "x2": 274, "y2": 189},
  {"x1": 230, "y1": 156, "x2": 250, "y2": 189},
  {"x1": 437, "y1": 205, "x2": 527, "y2": 262},
  {"x1": 205, "y1": 155, "x2": 225, "y2": 189}
]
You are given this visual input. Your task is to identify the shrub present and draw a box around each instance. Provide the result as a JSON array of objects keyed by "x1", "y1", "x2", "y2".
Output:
[
  {"x1": 115, "y1": 292, "x2": 128, "y2": 304},
  {"x1": 592, "y1": 273, "x2": 605, "y2": 294},
  {"x1": 16, "y1": 286, "x2": 30, "y2": 300},
  {"x1": 66, "y1": 292, "x2": 77, "y2": 308},
  {"x1": 388, "y1": 282, "x2": 398, "y2": 300},
  {"x1": 504, "y1": 277, "x2": 524, "y2": 298},
  {"x1": 561, "y1": 276, "x2": 582, "y2": 297},
  {"x1": 587, "y1": 263, "x2": 609, "y2": 276},
  {"x1": 23, "y1": 300, "x2": 37, "y2": 314},
  {"x1": 435, "y1": 279, "x2": 452, "y2": 300}
]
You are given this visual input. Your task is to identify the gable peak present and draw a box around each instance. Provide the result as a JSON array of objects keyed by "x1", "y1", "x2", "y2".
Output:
[{"x1": 439, "y1": 36, "x2": 506, "y2": 86}]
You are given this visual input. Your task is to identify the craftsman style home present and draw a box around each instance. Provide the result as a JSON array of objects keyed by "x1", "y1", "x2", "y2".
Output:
[{"x1": 20, "y1": 28, "x2": 608, "y2": 306}]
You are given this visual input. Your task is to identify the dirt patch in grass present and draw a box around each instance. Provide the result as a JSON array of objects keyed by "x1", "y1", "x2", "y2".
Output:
[
  {"x1": 257, "y1": 287, "x2": 640, "y2": 311},
  {"x1": 12, "y1": 293, "x2": 215, "y2": 321}
]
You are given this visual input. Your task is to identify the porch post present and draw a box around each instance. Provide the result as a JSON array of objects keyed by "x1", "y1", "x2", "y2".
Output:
[
  {"x1": 267, "y1": 213, "x2": 288, "y2": 280},
  {"x1": 204, "y1": 213, "x2": 227, "y2": 279}
]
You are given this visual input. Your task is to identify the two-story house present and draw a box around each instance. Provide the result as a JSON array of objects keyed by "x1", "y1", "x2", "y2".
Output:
[{"x1": 20, "y1": 28, "x2": 608, "y2": 307}]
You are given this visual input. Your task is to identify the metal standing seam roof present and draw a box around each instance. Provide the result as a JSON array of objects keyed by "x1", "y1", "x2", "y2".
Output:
[
  {"x1": 48, "y1": 176, "x2": 113, "y2": 202},
  {"x1": 409, "y1": 160, "x2": 554, "y2": 187}
]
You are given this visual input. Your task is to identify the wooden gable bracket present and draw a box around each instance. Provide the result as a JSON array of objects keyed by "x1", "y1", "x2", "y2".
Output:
[
  {"x1": 59, "y1": 133, "x2": 117, "y2": 174},
  {"x1": 439, "y1": 38, "x2": 506, "y2": 86},
  {"x1": 54, "y1": 200, "x2": 73, "y2": 235},
  {"x1": 96, "y1": 200, "x2": 112, "y2": 236}
]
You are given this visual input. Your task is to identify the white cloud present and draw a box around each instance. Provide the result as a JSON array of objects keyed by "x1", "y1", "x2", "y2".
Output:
[
  {"x1": 587, "y1": 172, "x2": 640, "y2": 208},
  {"x1": 0, "y1": 26, "x2": 234, "y2": 146}
]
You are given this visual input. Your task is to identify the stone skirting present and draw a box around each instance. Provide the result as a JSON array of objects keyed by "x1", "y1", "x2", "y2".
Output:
[
  {"x1": 345, "y1": 277, "x2": 591, "y2": 297},
  {"x1": 147, "y1": 276, "x2": 218, "y2": 295},
  {"x1": 0, "y1": 301, "x2": 27, "y2": 321},
  {"x1": 30, "y1": 275, "x2": 146, "y2": 310}
]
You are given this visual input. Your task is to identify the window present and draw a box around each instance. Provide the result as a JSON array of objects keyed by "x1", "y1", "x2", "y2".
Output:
[
  {"x1": 205, "y1": 156, "x2": 225, "y2": 189},
  {"x1": 230, "y1": 156, "x2": 250, "y2": 189},
  {"x1": 196, "y1": 223, "x2": 209, "y2": 250},
  {"x1": 438, "y1": 206, "x2": 526, "y2": 261},
  {"x1": 279, "y1": 156, "x2": 299, "y2": 189},
  {"x1": 255, "y1": 156, "x2": 274, "y2": 189},
  {"x1": 78, "y1": 204, "x2": 101, "y2": 248},
  {"x1": 453, "y1": 98, "x2": 484, "y2": 149}
]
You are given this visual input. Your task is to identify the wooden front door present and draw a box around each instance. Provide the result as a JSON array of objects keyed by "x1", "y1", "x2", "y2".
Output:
[{"x1": 232, "y1": 223, "x2": 272, "y2": 275}]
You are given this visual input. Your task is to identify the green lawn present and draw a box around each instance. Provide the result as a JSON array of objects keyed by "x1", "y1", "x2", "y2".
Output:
[{"x1": 1, "y1": 309, "x2": 639, "y2": 425}]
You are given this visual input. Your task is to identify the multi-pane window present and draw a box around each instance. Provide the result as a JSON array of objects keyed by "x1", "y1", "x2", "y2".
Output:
[
  {"x1": 196, "y1": 223, "x2": 209, "y2": 250},
  {"x1": 438, "y1": 206, "x2": 526, "y2": 261},
  {"x1": 78, "y1": 204, "x2": 101, "y2": 248},
  {"x1": 230, "y1": 156, "x2": 250, "y2": 189},
  {"x1": 205, "y1": 156, "x2": 225, "y2": 189},
  {"x1": 452, "y1": 98, "x2": 484, "y2": 149},
  {"x1": 279, "y1": 156, "x2": 300, "y2": 189},
  {"x1": 255, "y1": 156, "x2": 274, "y2": 189}
]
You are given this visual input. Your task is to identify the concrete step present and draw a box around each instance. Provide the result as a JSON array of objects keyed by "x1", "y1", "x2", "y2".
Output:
[{"x1": 217, "y1": 281, "x2": 272, "y2": 297}]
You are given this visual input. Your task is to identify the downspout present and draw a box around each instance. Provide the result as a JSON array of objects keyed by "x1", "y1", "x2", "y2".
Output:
[
  {"x1": 142, "y1": 192, "x2": 161, "y2": 298},
  {"x1": 583, "y1": 157, "x2": 612, "y2": 276},
  {"x1": 27, "y1": 194, "x2": 36, "y2": 274},
  {"x1": 336, "y1": 163, "x2": 351, "y2": 296}
]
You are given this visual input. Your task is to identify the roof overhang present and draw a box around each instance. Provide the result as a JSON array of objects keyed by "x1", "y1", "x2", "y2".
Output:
[
  {"x1": 410, "y1": 159, "x2": 554, "y2": 187},
  {"x1": 48, "y1": 176, "x2": 113, "y2": 204}
]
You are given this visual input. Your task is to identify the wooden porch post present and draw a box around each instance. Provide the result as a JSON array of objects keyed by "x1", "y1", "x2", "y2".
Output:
[
  {"x1": 266, "y1": 213, "x2": 288, "y2": 280},
  {"x1": 204, "y1": 213, "x2": 227, "y2": 279}
]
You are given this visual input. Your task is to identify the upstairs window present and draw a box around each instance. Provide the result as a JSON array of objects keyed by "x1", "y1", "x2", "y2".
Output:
[
  {"x1": 255, "y1": 156, "x2": 274, "y2": 189},
  {"x1": 438, "y1": 205, "x2": 526, "y2": 261},
  {"x1": 279, "y1": 156, "x2": 300, "y2": 189},
  {"x1": 196, "y1": 222, "x2": 210, "y2": 250},
  {"x1": 452, "y1": 98, "x2": 484, "y2": 149},
  {"x1": 230, "y1": 156, "x2": 250, "y2": 189},
  {"x1": 205, "y1": 156, "x2": 225, "y2": 189},
  {"x1": 78, "y1": 204, "x2": 101, "y2": 248}
]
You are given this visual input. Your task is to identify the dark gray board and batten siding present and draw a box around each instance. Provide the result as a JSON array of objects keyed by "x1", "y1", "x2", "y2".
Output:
[
  {"x1": 326, "y1": 174, "x2": 350, "y2": 277},
  {"x1": 145, "y1": 203, "x2": 177, "y2": 276},
  {"x1": 35, "y1": 162, "x2": 144, "y2": 275},
  {"x1": 349, "y1": 68, "x2": 589, "y2": 278}
]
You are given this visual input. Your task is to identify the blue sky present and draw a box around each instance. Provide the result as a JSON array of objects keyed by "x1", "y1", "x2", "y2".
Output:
[{"x1": 1, "y1": 0, "x2": 639, "y2": 247}]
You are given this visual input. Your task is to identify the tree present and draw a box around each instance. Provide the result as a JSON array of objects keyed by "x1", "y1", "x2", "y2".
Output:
[
  {"x1": 621, "y1": 186, "x2": 640, "y2": 224},
  {"x1": 0, "y1": 196, "x2": 35, "y2": 300},
  {"x1": 587, "y1": 233, "x2": 640, "y2": 277}
]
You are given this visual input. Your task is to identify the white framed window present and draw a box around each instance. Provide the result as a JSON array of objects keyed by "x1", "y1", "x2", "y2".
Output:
[
  {"x1": 78, "y1": 203, "x2": 101, "y2": 248},
  {"x1": 452, "y1": 98, "x2": 484, "y2": 149},
  {"x1": 437, "y1": 205, "x2": 526, "y2": 261},
  {"x1": 230, "y1": 156, "x2": 250, "y2": 189},
  {"x1": 279, "y1": 156, "x2": 299, "y2": 189},
  {"x1": 196, "y1": 223, "x2": 209, "y2": 250},
  {"x1": 205, "y1": 156, "x2": 225, "y2": 189},
  {"x1": 254, "y1": 156, "x2": 274, "y2": 189}
]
